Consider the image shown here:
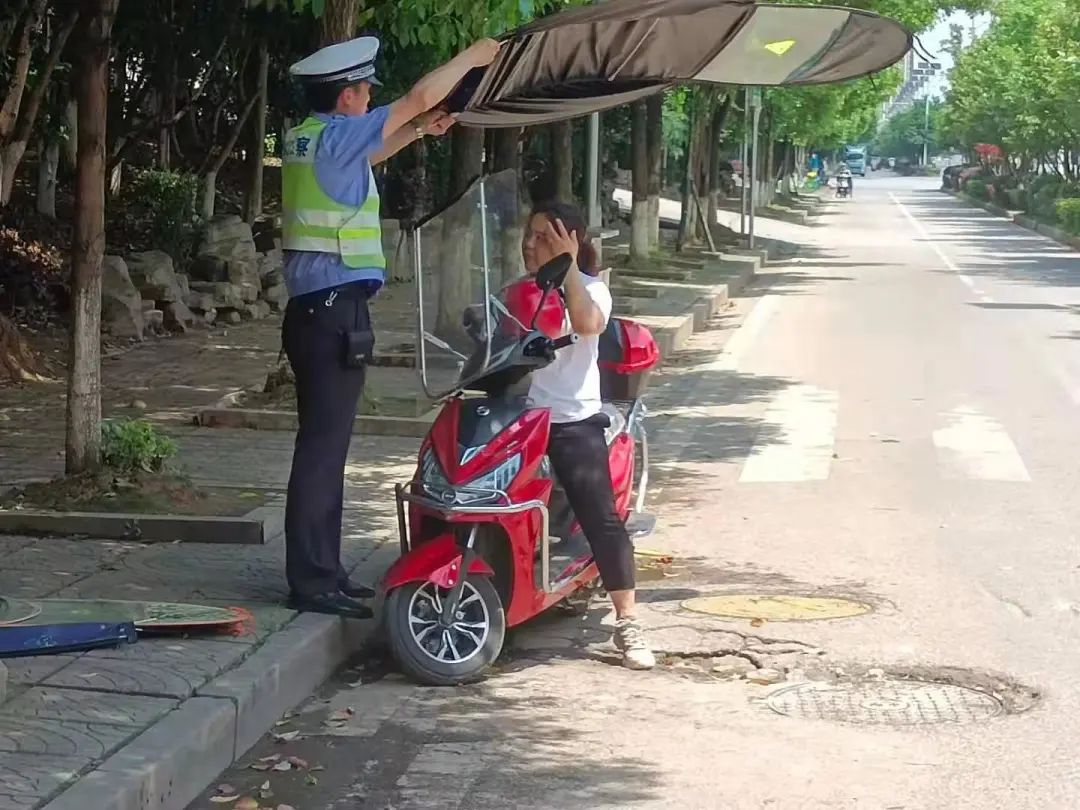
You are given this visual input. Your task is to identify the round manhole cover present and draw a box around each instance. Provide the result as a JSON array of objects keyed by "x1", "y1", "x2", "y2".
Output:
[
  {"x1": 681, "y1": 594, "x2": 871, "y2": 621},
  {"x1": 767, "y1": 679, "x2": 1004, "y2": 725},
  {"x1": 0, "y1": 597, "x2": 41, "y2": 626}
]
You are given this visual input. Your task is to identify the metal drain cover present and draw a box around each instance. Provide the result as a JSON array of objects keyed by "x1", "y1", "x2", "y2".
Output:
[
  {"x1": 681, "y1": 594, "x2": 871, "y2": 621},
  {"x1": 767, "y1": 679, "x2": 1004, "y2": 725}
]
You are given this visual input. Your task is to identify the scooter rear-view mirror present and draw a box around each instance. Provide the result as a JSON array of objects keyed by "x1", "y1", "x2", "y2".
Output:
[
  {"x1": 535, "y1": 253, "x2": 572, "y2": 292},
  {"x1": 530, "y1": 253, "x2": 573, "y2": 330}
]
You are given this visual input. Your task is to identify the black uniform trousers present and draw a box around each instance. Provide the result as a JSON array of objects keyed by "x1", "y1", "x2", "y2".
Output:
[
  {"x1": 282, "y1": 283, "x2": 374, "y2": 598},
  {"x1": 546, "y1": 413, "x2": 636, "y2": 592}
]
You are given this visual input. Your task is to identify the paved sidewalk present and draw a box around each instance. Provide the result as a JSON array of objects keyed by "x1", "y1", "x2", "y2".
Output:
[{"x1": 0, "y1": 233, "x2": 797, "y2": 809}]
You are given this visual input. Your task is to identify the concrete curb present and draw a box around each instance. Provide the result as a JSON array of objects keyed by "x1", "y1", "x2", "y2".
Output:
[
  {"x1": 626, "y1": 251, "x2": 761, "y2": 361},
  {"x1": 0, "y1": 504, "x2": 282, "y2": 545},
  {"x1": 946, "y1": 189, "x2": 1080, "y2": 251},
  {"x1": 40, "y1": 603, "x2": 379, "y2": 810},
  {"x1": 197, "y1": 406, "x2": 436, "y2": 438}
]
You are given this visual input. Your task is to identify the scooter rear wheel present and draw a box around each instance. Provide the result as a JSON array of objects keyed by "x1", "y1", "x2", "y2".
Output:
[{"x1": 386, "y1": 575, "x2": 506, "y2": 686}]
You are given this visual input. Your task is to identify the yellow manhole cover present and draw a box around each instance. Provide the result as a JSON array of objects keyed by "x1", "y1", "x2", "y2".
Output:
[{"x1": 681, "y1": 594, "x2": 871, "y2": 622}]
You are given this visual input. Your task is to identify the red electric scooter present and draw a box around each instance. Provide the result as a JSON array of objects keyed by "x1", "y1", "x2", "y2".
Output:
[{"x1": 378, "y1": 199, "x2": 659, "y2": 684}]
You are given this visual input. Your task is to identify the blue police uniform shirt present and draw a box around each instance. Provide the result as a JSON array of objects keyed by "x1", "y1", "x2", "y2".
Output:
[{"x1": 283, "y1": 105, "x2": 392, "y2": 299}]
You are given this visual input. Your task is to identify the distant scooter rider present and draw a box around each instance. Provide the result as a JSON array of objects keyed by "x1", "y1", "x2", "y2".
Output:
[{"x1": 837, "y1": 164, "x2": 853, "y2": 197}]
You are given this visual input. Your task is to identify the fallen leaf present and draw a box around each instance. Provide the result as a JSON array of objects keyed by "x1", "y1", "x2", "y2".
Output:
[
  {"x1": 260, "y1": 781, "x2": 271, "y2": 791},
  {"x1": 311, "y1": 765, "x2": 326, "y2": 772},
  {"x1": 750, "y1": 618, "x2": 765, "y2": 627},
  {"x1": 287, "y1": 756, "x2": 309, "y2": 769},
  {"x1": 235, "y1": 799, "x2": 260, "y2": 810},
  {"x1": 272, "y1": 760, "x2": 292, "y2": 771},
  {"x1": 273, "y1": 730, "x2": 300, "y2": 742},
  {"x1": 274, "y1": 720, "x2": 291, "y2": 727},
  {"x1": 327, "y1": 708, "x2": 354, "y2": 722},
  {"x1": 208, "y1": 797, "x2": 239, "y2": 805},
  {"x1": 249, "y1": 762, "x2": 272, "y2": 771},
  {"x1": 216, "y1": 784, "x2": 236, "y2": 795},
  {"x1": 258, "y1": 754, "x2": 282, "y2": 763},
  {"x1": 305, "y1": 774, "x2": 319, "y2": 786},
  {"x1": 277, "y1": 805, "x2": 297, "y2": 810}
]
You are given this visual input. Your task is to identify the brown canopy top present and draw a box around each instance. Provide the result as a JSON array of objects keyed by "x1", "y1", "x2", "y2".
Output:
[{"x1": 452, "y1": 0, "x2": 912, "y2": 128}]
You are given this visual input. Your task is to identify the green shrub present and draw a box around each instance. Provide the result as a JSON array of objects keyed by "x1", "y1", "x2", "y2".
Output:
[
  {"x1": 966, "y1": 178, "x2": 988, "y2": 200},
  {"x1": 100, "y1": 419, "x2": 178, "y2": 475},
  {"x1": 127, "y1": 169, "x2": 202, "y2": 267},
  {"x1": 1057, "y1": 198, "x2": 1080, "y2": 236},
  {"x1": 1026, "y1": 174, "x2": 1062, "y2": 217}
]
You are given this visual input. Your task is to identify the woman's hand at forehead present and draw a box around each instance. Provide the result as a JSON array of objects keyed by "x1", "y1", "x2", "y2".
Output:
[{"x1": 543, "y1": 218, "x2": 580, "y2": 265}]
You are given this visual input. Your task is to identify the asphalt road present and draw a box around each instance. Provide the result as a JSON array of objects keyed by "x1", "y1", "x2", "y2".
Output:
[{"x1": 190, "y1": 175, "x2": 1080, "y2": 810}]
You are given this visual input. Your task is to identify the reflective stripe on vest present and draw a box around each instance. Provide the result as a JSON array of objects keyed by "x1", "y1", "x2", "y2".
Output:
[{"x1": 281, "y1": 117, "x2": 385, "y2": 270}]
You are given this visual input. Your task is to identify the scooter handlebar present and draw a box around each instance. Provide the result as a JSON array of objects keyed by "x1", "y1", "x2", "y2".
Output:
[{"x1": 552, "y1": 333, "x2": 579, "y2": 350}]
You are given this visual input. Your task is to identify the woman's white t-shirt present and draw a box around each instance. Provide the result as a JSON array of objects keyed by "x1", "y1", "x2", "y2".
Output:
[{"x1": 527, "y1": 269, "x2": 612, "y2": 424}]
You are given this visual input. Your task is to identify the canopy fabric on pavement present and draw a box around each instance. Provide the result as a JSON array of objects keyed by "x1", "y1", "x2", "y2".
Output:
[{"x1": 451, "y1": 0, "x2": 912, "y2": 128}]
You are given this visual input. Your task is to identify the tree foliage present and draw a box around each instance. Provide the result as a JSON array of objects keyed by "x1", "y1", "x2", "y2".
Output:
[
  {"x1": 942, "y1": 0, "x2": 1080, "y2": 177},
  {"x1": 874, "y1": 99, "x2": 946, "y2": 159}
]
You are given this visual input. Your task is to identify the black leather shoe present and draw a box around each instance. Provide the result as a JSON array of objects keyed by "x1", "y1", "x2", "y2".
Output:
[
  {"x1": 288, "y1": 592, "x2": 373, "y2": 619},
  {"x1": 338, "y1": 580, "x2": 376, "y2": 599}
]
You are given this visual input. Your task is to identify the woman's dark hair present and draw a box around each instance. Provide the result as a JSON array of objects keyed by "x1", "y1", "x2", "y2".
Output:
[{"x1": 529, "y1": 200, "x2": 599, "y2": 276}]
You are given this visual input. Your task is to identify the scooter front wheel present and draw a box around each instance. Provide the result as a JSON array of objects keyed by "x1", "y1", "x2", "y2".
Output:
[{"x1": 386, "y1": 575, "x2": 506, "y2": 686}]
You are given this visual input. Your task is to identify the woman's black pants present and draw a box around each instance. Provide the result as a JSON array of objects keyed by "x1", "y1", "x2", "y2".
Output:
[{"x1": 546, "y1": 413, "x2": 636, "y2": 592}]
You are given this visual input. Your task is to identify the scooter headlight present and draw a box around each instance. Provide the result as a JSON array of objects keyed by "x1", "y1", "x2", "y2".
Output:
[{"x1": 418, "y1": 449, "x2": 521, "y2": 506}]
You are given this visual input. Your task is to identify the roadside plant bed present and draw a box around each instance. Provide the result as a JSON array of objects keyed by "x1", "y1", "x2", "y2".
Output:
[
  {"x1": 0, "y1": 473, "x2": 281, "y2": 544},
  {"x1": 0, "y1": 419, "x2": 281, "y2": 544},
  {"x1": 196, "y1": 364, "x2": 438, "y2": 438}
]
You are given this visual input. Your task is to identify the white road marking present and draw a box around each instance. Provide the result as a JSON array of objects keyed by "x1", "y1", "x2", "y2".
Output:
[
  {"x1": 702, "y1": 293, "x2": 780, "y2": 372},
  {"x1": 932, "y1": 406, "x2": 1030, "y2": 481},
  {"x1": 890, "y1": 192, "x2": 996, "y2": 304},
  {"x1": 740, "y1": 385, "x2": 839, "y2": 483}
]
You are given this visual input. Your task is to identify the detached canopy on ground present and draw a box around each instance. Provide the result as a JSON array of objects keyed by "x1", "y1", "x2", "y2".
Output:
[{"x1": 450, "y1": 0, "x2": 913, "y2": 128}]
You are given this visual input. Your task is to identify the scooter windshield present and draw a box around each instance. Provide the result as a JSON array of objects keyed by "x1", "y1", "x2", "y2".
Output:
[{"x1": 412, "y1": 169, "x2": 529, "y2": 399}]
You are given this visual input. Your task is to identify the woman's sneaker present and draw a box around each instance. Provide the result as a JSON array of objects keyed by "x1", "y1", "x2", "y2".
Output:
[{"x1": 614, "y1": 617, "x2": 656, "y2": 670}]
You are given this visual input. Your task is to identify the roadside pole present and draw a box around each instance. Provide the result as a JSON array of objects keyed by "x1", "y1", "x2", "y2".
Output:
[
  {"x1": 748, "y1": 88, "x2": 762, "y2": 249},
  {"x1": 740, "y1": 88, "x2": 749, "y2": 238}
]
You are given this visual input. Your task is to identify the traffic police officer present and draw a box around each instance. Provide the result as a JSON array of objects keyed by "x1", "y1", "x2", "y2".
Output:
[{"x1": 283, "y1": 34, "x2": 501, "y2": 618}]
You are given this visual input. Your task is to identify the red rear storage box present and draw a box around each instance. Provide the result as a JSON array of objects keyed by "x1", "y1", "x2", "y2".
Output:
[{"x1": 598, "y1": 317, "x2": 660, "y2": 401}]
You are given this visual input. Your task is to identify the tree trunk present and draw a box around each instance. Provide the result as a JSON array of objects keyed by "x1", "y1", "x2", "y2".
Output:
[
  {"x1": 0, "y1": 6, "x2": 79, "y2": 204},
  {"x1": 67, "y1": 0, "x2": 119, "y2": 476},
  {"x1": 63, "y1": 100, "x2": 78, "y2": 169},
  {"x1": 492, "y1": 126, "x2": 524, "y2": 285},
  {"x1": 630, "y1": 101, "x2": 650, "y2": 262},
  {"x1": 0, "y1": 0, "x2": 48, "y2": 142},
  {"x1": 37, "y1": 138, "x2": 59, "y2": 217},
  {"x1": 201, "y1": 92, "x2": 259, "y2": 219},
  {"x1": 436, "y1": 126, "x2": 483, "y2": 348},
  {"x1": 551, "y1": 121, "x2": 573, "y2": 202},
  {"x1": 645, "y1": 94, "x2": 663, "y2": 249},
  {"x1": 0, "y1": 312, "x2": 46, "y2": 382},
  {"x1": 678, "y1": 98, "x2": 711, "y2": 251},
  {"x1": 318, "y1": 0, "x2": 362, "y2": 46},
  {"x1": 243, "y1": 34, "x2": 270, "y2": 223}
]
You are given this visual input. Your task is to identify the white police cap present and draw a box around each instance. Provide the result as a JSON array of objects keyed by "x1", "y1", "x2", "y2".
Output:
[{"x1": 290, "y1": 36, "x2": 382, "y2": 87}]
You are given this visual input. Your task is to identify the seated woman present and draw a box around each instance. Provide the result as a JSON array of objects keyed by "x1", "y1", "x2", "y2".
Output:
[{"x1": 521, "y1": 200, "x2": 655, "y2": 671}]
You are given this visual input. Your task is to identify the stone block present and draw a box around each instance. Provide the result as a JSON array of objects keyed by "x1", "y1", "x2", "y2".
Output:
[
  {"x1": 125, "y1": 251, "x2": 176, "y2": 290},
  {"x1": 101, "y1": 256, "x2": 144, "y2": 340}
]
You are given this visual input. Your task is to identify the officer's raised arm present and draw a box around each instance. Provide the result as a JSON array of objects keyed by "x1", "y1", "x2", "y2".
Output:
[{"x1": 382, "y1": 38, "x2": 502, "y2": 139}]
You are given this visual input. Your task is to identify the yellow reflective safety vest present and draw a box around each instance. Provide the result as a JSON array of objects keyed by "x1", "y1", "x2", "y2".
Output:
[{"x1": 281, "y1": 116, "x2": 385, "y2": 270}]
